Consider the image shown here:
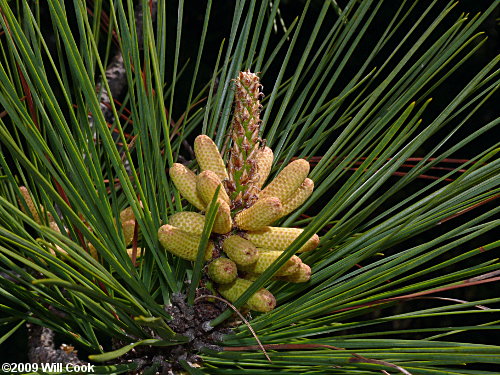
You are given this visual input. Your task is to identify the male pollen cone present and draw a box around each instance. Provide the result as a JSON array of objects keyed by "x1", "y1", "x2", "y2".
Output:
[
  {"x1": 119, "y1": 206, "x2": 136, "y2": 223},
  {"x1": 279, "y1": 178, "x2": 314, "y2": 218},
  {"x1": 122, "y1": 220, "x2": 136, "y2": 246},
  {"x1": 211, "y1": 199, "x2": 232, "y2": 234},
  {"x1": 208, "y1": 257, "x2": 238, "y2": 284},
  {"x1": 194, "y1": 135, "x2": 228, "y2": 181},
  {"x1": 218, "y1": 278, "x2": 276, "y2": 312},
  {"x1": 222, "y1": 235, "x2": 259, "y2": 266},
  {"x1": 283, "y1": 263, "x2": 311, "y2": 283},
  {"x1": 259, "y1": 159, "x2": 310, "y2": 202},
  {"x1": 246, "y1": 226, "x2": 319, "y2": 253},
  {"x1": 238, "y1": 250, "x2": 300, "y2": 276},
  {"x1": 254, "y1": 147, "x2": 274, "y2": 189},
  {"x1": 234, "y1": 196, "x2": 282, "y2": 231},
  {"x1": 158, "y1": 224, "x2": 213, "y2": 261},
  {"x1": 196, "y1": 170, "x2": 231, "y2": 207},
  {"x1": 19, "y1": 186, "x2": 56, "y2": 224},
  {"x1": 168, "y1": 212, "x2": 205, "y2": 235},
  {"x1": 169, "y1": 163, "x2": 206, "y2": 211}
]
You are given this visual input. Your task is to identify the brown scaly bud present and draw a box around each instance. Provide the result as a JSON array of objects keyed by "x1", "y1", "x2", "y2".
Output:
[
  {"x1": 208, "y1": 257, "x2": 238, "y2": 284},
  {"x1": 194, "y1": 135, "x2": 228, "y2": 181},
  {"x1": 196, "y1": 170, "x2": 231, "y2": 207},
  {"x1": 234, "y1": 196, "x2": 282, "y2": 231},
  {"x1": 227, "y1": 71, "x2": 263, "y2": 205},
  {"x1": 158, "y1": 224, "x2": 213, "y2": 261},
  {"x1": 259, "y1": 159, "x2": 310, "y2": 203},
  {"x1": 169, "y1": 163, "x2": 206, "y2": 211},
  {"x1": 168, "y1": 212, "x2": 206, "y2": 235},
  {"x1": 246, "y1": 226, "x2": 320, "y2": 253},
  {"x1": 217, "y1": 278, "x2": 276, "y2": 312},
  {"x1": 222, "y1": 235, "x2": 259, "y2": 266}
]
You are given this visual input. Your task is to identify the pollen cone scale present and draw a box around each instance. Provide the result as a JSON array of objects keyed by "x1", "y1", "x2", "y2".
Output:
[
  {"x1": 169, "y1": 163, "x2": 205, "y2": 211},
  {"x1": 158, "y1": 224, "x2": 213, "y2": 261},
  {"x1": 217, "y1": 278, "x2": 276, "y2": 312},
  {"x1": 194, "y1": 135, "x2": 228, "y2": 181}
]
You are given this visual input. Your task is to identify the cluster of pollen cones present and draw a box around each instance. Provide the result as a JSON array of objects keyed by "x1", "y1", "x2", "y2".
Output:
[
  {"x1": 17, "y1": 72, "x2": 320, "y2": 314},
  {"x1": 159, "y1": 71, "x2": 320, "y2": 312}
]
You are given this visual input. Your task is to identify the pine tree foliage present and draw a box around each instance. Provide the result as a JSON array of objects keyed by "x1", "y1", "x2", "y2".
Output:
[{"x1": 0, "y1": 0, "x2": 499, "y2": 373}]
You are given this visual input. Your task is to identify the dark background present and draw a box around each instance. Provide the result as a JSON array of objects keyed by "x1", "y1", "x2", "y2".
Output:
[{"x1": 1, "y1": 0, "x2": 498, "y2": 368}]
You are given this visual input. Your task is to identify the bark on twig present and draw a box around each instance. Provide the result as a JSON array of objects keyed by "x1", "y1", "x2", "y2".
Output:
[{"x1": 27, "y1": 324, "x2": 87, "y2": 365}]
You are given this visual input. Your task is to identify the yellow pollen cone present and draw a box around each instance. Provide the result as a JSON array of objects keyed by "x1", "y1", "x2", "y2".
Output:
[
  {"x1": 208, "y1": 257, "x2": 238, "y2": 284},
  {"x1": 277, "y1": 256, "x2": 302, "y2": 276},
  {"x1": 282, "y1": 262, "x2": 311, "y2": 283},
  {"x1": 255, "y1": 147, "x2": 274, "y2": 189},
  {"x1": 238, "y1": 250, "x2": 300, "y2": 276},
  {"x1": 126, "y1": 247, "x2": 144, "y2": 262},
  {"x1": 259, "y1": 159, "x2": 310, "y2": 202},
  {"x1": 169, "y1": 163, "x2": 205, "y2": 211},
  {"x1": 158, "y1": 224, "x2": 213, "y2": 261},
  {"x1": 222, "y1": 235, "x2": 259, "y2": 266},
  {"x1": 168, "y1": 212, "x2": 206, "y2": 235},
  {"x1": 234, "y1": 197, "x2": 282, "y2": 231},
  {"x1": 212, "y1": 199, "x2": 232, "y2": 234},
  {"x1": 196, "y1": 170, "x2": 231, "y2": 207},
  {"x1": 279, "y1": 178, "x2": 314, "y2": 218},
  {"x1": 19, "y1": 186, "x2": 40, "y2": 223},
  {"x1": 241, "y1": 272, "x2": 261, "y2": 282},
  {"x1": 119, "y1": 206, "x2": 135, "y2": 223},
  {"x1": 122, "y1": 220, "x2": 136, "y2": 246},
  {"x1": 18, "y1": 186, "x2": 55, "y2": 224},
  {"x1": 246, "y1": 226, "x2": 319, "y2": 253},
  {"x1": 87, "y1": 243, "x2": 98, "y2": 260},
  {"x1": 217, "y1": 278, "x2": 276, "y2": 312},
  {"x1": 119, "y1": 203, "x2": 143, "y2": 224},
  {"x1": 194, "y1": 135, "x2": 228, "y2": 181}
]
